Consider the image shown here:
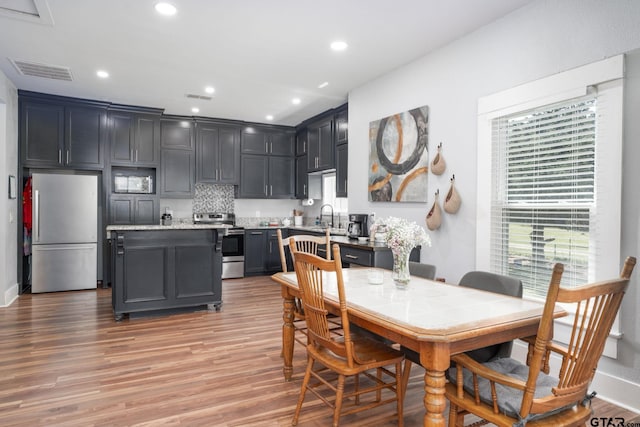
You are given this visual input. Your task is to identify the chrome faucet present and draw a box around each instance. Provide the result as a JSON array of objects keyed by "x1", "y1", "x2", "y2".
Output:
[{"x1": 319, "y1": 204, "x2": 334, "y2": 228}]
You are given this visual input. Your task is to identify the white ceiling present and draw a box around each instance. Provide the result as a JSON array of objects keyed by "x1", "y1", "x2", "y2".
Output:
[{"x1": 0, "y1": 0, "x2": 532, "y2": 126}]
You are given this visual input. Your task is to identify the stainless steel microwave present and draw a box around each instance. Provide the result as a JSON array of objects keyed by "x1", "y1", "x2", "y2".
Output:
[{"x1": 113, "y1": 175, "x2": 153, "y2": 194}]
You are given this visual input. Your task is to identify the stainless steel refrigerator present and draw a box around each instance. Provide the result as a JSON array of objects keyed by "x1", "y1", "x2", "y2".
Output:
[{"x1": 31, "y1": 173, "x2": 98, "y2": 293}]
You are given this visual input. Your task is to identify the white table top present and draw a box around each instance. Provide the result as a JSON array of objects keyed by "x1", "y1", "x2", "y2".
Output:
[{"x1": 278, "y1": 268, "x2": 551, "y2": 340}]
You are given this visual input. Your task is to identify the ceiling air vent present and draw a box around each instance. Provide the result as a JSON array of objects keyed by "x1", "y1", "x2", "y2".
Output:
[
  {"x1": 186, "y1": 94, "x2": 213, "y2": 101},
  {"x1": 10, "y1": 59, "x2": 73, "y2": 81}
]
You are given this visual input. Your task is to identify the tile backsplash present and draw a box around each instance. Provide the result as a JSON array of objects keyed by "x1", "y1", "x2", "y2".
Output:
[{"x1": 192, "y1": 183, "x2": 235, "y2": 213}]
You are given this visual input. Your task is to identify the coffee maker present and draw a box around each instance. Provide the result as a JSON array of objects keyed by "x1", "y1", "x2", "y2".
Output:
[{"x1": 347, "y1": 214, "x2": 370, "y2": 239}]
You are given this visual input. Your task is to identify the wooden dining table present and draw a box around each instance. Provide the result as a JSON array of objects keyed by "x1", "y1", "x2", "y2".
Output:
[{"x1": 271, "y1": 267, "x2": 566, "y2": 427}]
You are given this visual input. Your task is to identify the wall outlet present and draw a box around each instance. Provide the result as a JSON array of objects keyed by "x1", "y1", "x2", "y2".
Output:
[{"x1": 255, "y1": 210, "x2": 260, "y2": 217}]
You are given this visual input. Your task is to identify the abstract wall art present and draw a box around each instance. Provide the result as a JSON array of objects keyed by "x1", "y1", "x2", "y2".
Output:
[{"x1": 368, "y1": 106, "x2": 429, "y2": 202}]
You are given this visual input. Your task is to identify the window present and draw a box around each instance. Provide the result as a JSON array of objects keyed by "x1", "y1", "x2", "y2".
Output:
[
  {"x1": 476, "y1": 55, "x2": 624, "y2": 356},
  {"x1": 490, "y1": 96, "x2": 596, "y2": 298},
  {"x1": 322, "y1": 172, "x2": 348, "y2": 213}
]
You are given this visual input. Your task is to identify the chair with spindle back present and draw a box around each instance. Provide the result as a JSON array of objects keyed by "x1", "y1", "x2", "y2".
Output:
[
  {"x1": 291, "y1": 243, "x2": 405, "y2": 427},
  {"x1": 276, "y1": 229, "x2": 339, "y2": 349},
  {"x1": 446, "y1": 257, "x2": 636, "y2": 427}
]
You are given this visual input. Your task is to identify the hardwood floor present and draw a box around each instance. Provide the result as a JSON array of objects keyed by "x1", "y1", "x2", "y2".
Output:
[{"x1": 1, "y1": 275, "x2": 638, "y2": 426}]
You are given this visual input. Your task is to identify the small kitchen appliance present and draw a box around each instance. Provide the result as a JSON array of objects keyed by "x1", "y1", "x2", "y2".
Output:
[
  {"x1": 193, "y1": 212, "x2": 244, "y2": 279},
  {"x1": 347, "y1": 214, "x2": 370, "y2": 239}
]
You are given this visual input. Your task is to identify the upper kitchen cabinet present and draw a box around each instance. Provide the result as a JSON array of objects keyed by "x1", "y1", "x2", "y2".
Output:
[
  {"x1": 335, "y1": 143, "x2": 348, "y2": 197},
  {"x1": 239, "y1": 154, "x2": 294, "y2": 199},
  {"x1": 335, "y1": 108, "x2": 348, "y2": 145},
  {"x1": 161, "y1": 117, "x2": 195, "y2": 149},
  {"x1": 20, "y1": 92, "x2": 108, "y2": 170},
  {"x1": 240, "y1": 126, "x2": 294, "y2": 156},
  {"x1": 295, "y1": 129, "x2": 308, "y2": 156},
  {"x1": 334, "y1": 105, "x2": 348, "y2": 197},
  {"x1": 295, "y1": 155, "x2": 308, "y2": 199},
  {"x1": 160, "y1": 117, "x2": 195, "y2": 198},
  {"x1": 196, "y1": 120, "x2": 240, "y2": 184},
  {"x1": 307, "y1": 116, "x2": 334, "y2": 172},
  {"x1": 109, "y1": 107, "x2": 162, "y2": 167}
]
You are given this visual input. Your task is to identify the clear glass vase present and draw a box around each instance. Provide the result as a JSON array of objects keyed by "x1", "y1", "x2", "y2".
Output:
[{"x1": 392, "y1": 250, "x2": 411, "y2": 289}]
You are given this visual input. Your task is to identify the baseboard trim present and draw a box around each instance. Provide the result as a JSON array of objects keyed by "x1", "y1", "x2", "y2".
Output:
[
  {"x1": 513, "y1": 342, "x2": 640, "y2": 414},
  {"x1": 1, "y1": 283, "x2": 19, "y2": 307}
]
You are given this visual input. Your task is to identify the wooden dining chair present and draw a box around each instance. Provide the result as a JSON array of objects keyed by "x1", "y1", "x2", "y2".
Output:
[
  {"x1": 291, "y1": 243, "x2": 405, "y2": 427},
  {"x1": 446, "y1": 256, "x2": 636, "y2": 427},
  {"x1": 276, "y1": 229, "x2": 339, "y2": 348}
]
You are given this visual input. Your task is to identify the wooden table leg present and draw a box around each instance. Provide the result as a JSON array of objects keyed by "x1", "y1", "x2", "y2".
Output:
[
  {"x1": 423, "y1": 368, "x2": 447, "y2": 426},
  {"x1": 282, "y1": 292, "x2": 295, "y2": 381},
  {"x1": 420, "y1": 342, "x2": 449, "y2": 426}
]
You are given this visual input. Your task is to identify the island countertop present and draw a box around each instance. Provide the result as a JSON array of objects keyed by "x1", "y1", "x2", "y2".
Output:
[{"x1": 106, "y1": 223, "x2": 231, "y2": 237}]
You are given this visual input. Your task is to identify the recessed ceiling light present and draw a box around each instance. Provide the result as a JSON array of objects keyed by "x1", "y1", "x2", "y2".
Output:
[
  {"x1": 205, "y1": 86, "x2": 215, "y2": 94},
  {"x1": 96, "y1": 70, "x2": 109, "y2": 79},
  {"x1": 318, "y1": 82, "x2": 329, "y2": 89},
  {"x1": 292, "y1": 98, "x2": 301, "y2": 105},
  {"x1": 330, "y1": 41, "x2": 348, "y2": 51},
  {"x1": 155, "y1": 2, "x2": 177, "y2": 16},
  {"x1": 265, "y1": 115, "x2": 274, "y2": 121},
  {"x1": 191, "y1": 107, "x2": 200, "y2": 113}
]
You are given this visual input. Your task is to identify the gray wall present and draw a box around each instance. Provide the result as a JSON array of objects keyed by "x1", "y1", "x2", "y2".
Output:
[
  {"x1": 0, "y1": 68, "x2": 18, "y2": 306},
  {"x1": 348, "y1": 0, "x2": 640, "y2": 408}
]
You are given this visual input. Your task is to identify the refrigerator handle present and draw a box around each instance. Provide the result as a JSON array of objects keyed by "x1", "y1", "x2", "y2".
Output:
[{"x1": 33, "y1": 190, "x2": 40, "y2": 242}]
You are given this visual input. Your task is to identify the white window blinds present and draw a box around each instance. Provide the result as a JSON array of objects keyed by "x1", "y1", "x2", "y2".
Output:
[{"x1": 490, "y1": 96, "x2": 596, "y2": 298}]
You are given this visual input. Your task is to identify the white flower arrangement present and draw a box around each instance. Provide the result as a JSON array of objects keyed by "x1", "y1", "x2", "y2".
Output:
[{"x1": 369, "y1": 216, "x2": 431, "y2": 255}]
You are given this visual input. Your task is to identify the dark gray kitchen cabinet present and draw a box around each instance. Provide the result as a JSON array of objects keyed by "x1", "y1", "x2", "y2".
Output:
[
  {"x1": 269, "y1": 156, "x2": 294, "y2": 198},
  {"x1": 196, "y1": 122, "x2": 240, "y2": 184},
  {"x1": 240, "y1": 127, "x2": 294, "y2": 156},
  {"x1": 269, "y1": 131, "x2": 294, "y2": 156},
  {"x1": 161, "y1": 118, "x2": 195, "y2": 149},
  {"x1": 265, "y1": 229, "x2": 284, "y2": 271},
  {"x1": 21, "y1": 98, "x2": 107, "y2": 169},
  {"x1": 295, "y1": 155, "x2": 308, "y2": 199},
  {"x1": 109, "y1": 110, "x2": 161, "y2": 166},
  {"x1": 244, "y1": 228, "x2": 286, "y2": 275},
  {"x1": 160, "y1": 117, "x2": 195, "y2": 197},
  {"x1": 336, "y1": 143, "x2": 348, "y2": 197},
  {"x1": 244, "y1": 229, "x2": 267, "y2": 274},
  {"x1": 239, "y1": 155, "x2": 269, "y2": 198},
  {"x1": 161, "y1": 149, "x2": 195, "y2": 197},
  {"x1": 110, "y1": 229, "x2": 222, "y2": 320},
  {"x1": 65, "y1": 105, "x2": 107, "y2": 168},
  {"x1": 307, "y1": 117, "x2": 334, "y2": 172},
  {"x1": 239, "y1": 154, "x2": 293, "y2": 199},
  {"x1": 20, "y1": 101, "x2": 64, "y2": 167},
  {"x1": 335, "y1": 109, "x2": 348, "y2": 145},
  {"x1": 110, "y1": 195, "x2": 159, "y2": 225},
  {"x1": 296, "y1": 129, "x2": 308, "y2": 156}
]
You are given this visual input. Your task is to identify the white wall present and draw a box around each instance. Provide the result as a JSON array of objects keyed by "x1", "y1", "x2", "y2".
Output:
[
  {"x1": 0, "y1": 69, "x2": 18, "y2": 307},
  {"x1": 348, "y1": 0, "x2": 640, "y2": 410}
]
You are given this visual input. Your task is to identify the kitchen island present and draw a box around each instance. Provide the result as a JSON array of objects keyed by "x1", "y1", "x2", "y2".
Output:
[{"x1": 107, "y1": 224, "x2": 226, "y2": 321}]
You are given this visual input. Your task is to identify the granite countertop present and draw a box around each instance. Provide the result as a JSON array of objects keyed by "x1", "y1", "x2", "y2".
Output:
[
  {"x1": 329, "y1": 235, "x2": 390, "y2": 250},
  {"x1": 105, "y1": 223, "x2": 231, "y2": 237}
]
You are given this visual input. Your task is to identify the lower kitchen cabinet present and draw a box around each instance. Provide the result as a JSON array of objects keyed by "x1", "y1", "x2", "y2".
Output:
[
  {"x1": 287, "y1": 231, "x2": 419, "y2": 269},
  {"x1": 338, "y1": 243, "x2": 420, "y2": 269},
  {"x1": 244, "y1": 228, "x2": 287, "y2": 275},
  {"x1": 110, "y1": 229, "x2": 223, "y2": 320}
]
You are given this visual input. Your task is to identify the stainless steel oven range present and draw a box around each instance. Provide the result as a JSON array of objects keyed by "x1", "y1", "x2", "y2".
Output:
[{"x1": 193, "y1": 212, "x2": 244, "y2": 279}]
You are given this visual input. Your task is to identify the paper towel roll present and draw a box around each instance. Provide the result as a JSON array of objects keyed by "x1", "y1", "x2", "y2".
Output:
[{"x1": 301, "y1": 198, "x2": 314, "y2": 206}]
